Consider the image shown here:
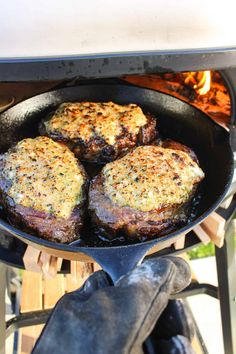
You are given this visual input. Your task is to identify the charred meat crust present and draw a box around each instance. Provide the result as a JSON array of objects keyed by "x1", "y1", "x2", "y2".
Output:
[
  {"x1": 39, "y1": 112, "x2": 157, "y2": 164},
  {"x1": 0, "y1": 153, "x2": 88, "y2": 244},
  {"x1": 161, "y1": 139, "x2": 199, "y2": 164},
  {"x1": 88, "y1": 141, "x2": 202, "y2": 240},
  {"x1": 89, "y1": 174, "x2": 197, "y2": 240}
]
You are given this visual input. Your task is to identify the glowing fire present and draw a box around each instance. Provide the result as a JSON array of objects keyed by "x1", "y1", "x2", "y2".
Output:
[{"x1": 183, "y1": 71, "x2": 211, "y2": 95}]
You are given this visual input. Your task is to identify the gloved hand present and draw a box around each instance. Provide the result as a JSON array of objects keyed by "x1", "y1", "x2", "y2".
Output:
[{"x1": 32, "y1": 256, "x2": 192, "y2": 354}]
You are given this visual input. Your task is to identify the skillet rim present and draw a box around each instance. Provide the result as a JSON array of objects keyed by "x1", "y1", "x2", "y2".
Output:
[{"x1": 0, "y1": 83, "x2": 233, "y2": 252}]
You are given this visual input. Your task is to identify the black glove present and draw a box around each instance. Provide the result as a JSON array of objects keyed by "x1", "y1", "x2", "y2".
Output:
[
  {"x1": 147, "y1": 299, "x2": 196, "y2": 354},
  {"x1": 32, "y1": 256, "x2": 192, "y2": 354}
]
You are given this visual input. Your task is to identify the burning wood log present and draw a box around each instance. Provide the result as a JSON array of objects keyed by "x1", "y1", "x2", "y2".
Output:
[{"x1": 123, "y1": 71, "x2": 230, "y2": 129}]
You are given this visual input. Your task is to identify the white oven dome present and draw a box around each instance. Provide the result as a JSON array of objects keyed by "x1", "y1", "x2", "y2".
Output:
[{"x1": 1, "y1": 0, "x2": 236, "y2": 59}]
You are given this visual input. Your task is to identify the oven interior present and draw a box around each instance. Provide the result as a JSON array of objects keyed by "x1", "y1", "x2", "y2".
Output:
[{"x1": 0, "y1": 69, "x2": 235, "y2": 271}]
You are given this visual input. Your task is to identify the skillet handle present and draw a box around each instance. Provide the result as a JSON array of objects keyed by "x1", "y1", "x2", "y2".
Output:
[{"x1": 82, "y1": 243, "x2": 155, "y2": 284}]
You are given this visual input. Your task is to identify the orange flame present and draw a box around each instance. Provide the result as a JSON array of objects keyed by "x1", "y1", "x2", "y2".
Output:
[{"x1": 183, "y1": 71, "x2": 211, "y2": 96}]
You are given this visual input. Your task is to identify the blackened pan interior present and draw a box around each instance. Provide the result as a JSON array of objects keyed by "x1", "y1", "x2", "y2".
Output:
[{"x1": 0, "y1": 84, "x2": 233, "y2": 252}]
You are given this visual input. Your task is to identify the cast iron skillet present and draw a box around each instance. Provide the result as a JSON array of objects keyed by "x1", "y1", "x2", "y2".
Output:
[{"x1": 0, "y1": 84, "x2": 234, "y2": 282}]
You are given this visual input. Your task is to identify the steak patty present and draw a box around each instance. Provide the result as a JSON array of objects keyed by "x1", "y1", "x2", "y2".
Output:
[
  {"x1": 0, "y1": 136, "x2": 88, "y2": 243},
  {"x1": 89, "y1": 141, "x2": 205, "y2": 239},
  {"x1": 40, "y1": 102, "x2": 157, "y2": 163}
]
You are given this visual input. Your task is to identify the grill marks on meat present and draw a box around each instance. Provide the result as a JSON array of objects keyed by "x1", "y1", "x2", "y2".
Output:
[
  {"x1": 40, "y1": 102, "x2": 157, "y2": 163},
  {"x1": 0, "y1": 137, "x2": 88, "y2": 243},
  {"x1": 89, "y1": 142, "x2": 205, "y2": 239}
]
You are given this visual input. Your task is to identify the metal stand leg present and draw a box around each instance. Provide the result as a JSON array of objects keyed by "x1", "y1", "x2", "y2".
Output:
[
  {"x1": 215, "y1": 220, "x2": 236, "y2": 354},
  {"x1": 0, "y1": 262, "x2": 6, "y2": 354}
]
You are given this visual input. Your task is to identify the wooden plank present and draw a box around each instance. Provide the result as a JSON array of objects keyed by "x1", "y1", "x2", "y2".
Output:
[
  {"x1": 193, "y1": 225, "x2": 211, "y2": 245},
  {"x1": 19, "y1": 325, "x2": 44, "y2": 354},
  {"x1": 220, "y1": 195, "x2": 233, "y2": 209},
  {"x1": 201, "y1": 211, "x2": 225, "y2": 237},
  {"x1": 39, "y1": 252, "x2": 51, "y2": 277},
  {"x1": 39, "y1": 253, "x2": 62, "y2": 278},
  {"x1": 39, "y1": 253, "x2": 58, "y2": 278},
  {"x1": 19, "y1": 327, "x2": 36, "y2": 354},
  {"x1": 23, "y1": 246, "x2": 42, "y2": 272},
  {"x1": 203, "y1": 230, "x2": 224, "y2": 248},
  {"x1": 49, "y1": 256, "x2": 58, "y2": 278},
  {"x1": 66, "y1": 262, "x2": 94, "y2": 293},
  {"x1": 34, "y1": 324, "x2": 44, "y2": 343},
  {"x1": 70, "y1": 261, "x2": 93, "y2": 283},
  {"x1": 174, "y1": 234, "x2": 186, "y2": 250},
  {"x1": 70, "y1": 261, "x2": 78, "y2": 283},
  {"x1": 78, "y1": 262, "x2": 93, "y2": 279},
  {"x1": 93, "y1": 262, "x2": 102, "y2": 272},
  {"x1": 57, "y1": 257, "x2": 63, "y2": 272},
  {"x1": 20, "y1": 271, "x2": 43, "y2": 313},
  {"x1": 66, "y1": 274, "x2": 85, "y2": 293},
  {"x1": 201, "y1": 212, "x2": 225, "y2": 248},
  {"x1": 43, "y1": 274, "x2": 66, "y2": 309}
]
